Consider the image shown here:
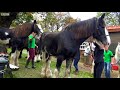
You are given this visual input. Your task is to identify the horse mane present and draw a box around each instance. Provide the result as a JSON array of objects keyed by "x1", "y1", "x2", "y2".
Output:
[
  {"x1": 63, "y1": 17, "x2": 97, "y2": 39},
  {"x1": 11, "y1": 22, "x2": 37, "y2": 38}
]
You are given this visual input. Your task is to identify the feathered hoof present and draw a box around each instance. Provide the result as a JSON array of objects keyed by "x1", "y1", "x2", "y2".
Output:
[
  {"x1": 46, "y1": 69, "x2": 52, "y2": 78},
  {"x1": 41, "y1": 72, "x2": 46, "y2": 78},
  {"x1": 53, "y1": 69, "x2": 58, "y2": 78},
  {"x1": 41, "y1": 68, "x2": 46, "y2": 78},
  {"x1": 117, "y1": 75, "x2": 120, "y2": 78}
]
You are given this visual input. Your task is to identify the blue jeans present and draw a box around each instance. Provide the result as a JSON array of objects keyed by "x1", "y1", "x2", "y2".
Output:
[
  {"x1": 104, "y1": 62, "x2": 111, "y2": 78},
  {"x1": 73, "y1": 50, "x2": 80, "y2": 71}
]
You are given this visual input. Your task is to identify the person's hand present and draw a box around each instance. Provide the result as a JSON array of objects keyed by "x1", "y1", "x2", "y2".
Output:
[
  {"x1": 36, "y1": 45, "x2": 38, "y2": 48},
  {"x1": 90, "y1": 55, "x2": 93, "y2": 61}
]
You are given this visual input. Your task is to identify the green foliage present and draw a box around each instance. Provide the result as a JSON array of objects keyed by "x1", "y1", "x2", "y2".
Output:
[
  {"x1": 63, "y1": 16, "x2": 77, "y2": 27},
  {"x1": 97, "y1": 12, "x2": 120, "y2": 26},
  {"x1": 39, "y1": 12, "x2": 77, "y2": 32},
  {"x1": 9, "y1": 12, "x2": 79, "y2": 32},
  {"x1": 11, "y1": 12, "x2": 34, "y2": 27}
]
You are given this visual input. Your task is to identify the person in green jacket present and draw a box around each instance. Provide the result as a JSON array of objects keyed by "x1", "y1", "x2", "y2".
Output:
[
  {"x1": 104, "y1": 45, "x2": 114, "y2": 78},
  {"x1": 25, "y1": 31, "x2": 37, "y2": 69}
]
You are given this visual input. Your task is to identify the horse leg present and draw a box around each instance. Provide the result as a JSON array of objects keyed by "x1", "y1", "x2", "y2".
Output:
[
  {"x1": 34, "y1": 48, "x2": 38, "y2": 62},
  {"x1": 41, "y1": 51, "x2": 47, "y2": 77},
  {"x1": 64, "y1": 59, "x2": 73, "y2": 78},
  {"x1": 40, "y1": 52, "x2": 42, "y2": 62},
  {"x1": 37, "y1": 53, "x2": 42, "y2": 62},
  {"x1": 53, "y1": 56, "x2": 64, "y2": 78},
  {"x1": 45, "y1": 56, "x2": 52, "y2": 78},
  {"x1": 91, "y1": 60, "x2": 94, "y2": 74},
  {"x1": 26, "y1": 50, "x2": 29, "y2": 59},
  {"x1": 41, "y1": 52, "x2": 52, "y2": 78},
  {"x1": 34, "y1": 54, "x2": 41, "y2": 62},
  {"x1": 19, "y1": 50, "x2": 22, "y2": 59},
  {"x1": 10, "y1": 49, "x2": 16, "y2": 66},
  {"x1": 34, "y1": 55, "x2": 37, "y2": 63},
  {"x1": 15, "y1": 50, "x2": 20, "y2": 67}
]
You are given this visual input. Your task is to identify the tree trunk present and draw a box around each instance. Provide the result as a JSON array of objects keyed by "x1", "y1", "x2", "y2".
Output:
[{"x1": 0, "y1": 12, "x2": 18, "y2": 28}]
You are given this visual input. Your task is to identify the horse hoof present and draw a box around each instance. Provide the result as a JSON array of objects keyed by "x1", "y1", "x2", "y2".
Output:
[
  {"x1": 46, "y1": 69, "x2": 52, "y2": 78},
  {"x1": 41, "y1": 72, "x2": 46, "y2": 78},
  {"x1": 41, "y1": 68, "x2": 46, "y2": 78}
]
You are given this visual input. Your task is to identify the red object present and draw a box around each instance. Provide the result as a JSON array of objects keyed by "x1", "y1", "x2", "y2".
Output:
[{"x1": 111, "y1": 64, "x2": 119, "y2": 70}]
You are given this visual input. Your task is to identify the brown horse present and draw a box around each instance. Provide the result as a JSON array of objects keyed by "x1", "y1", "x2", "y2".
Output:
[{"x1": 9, "y1": 20, "x2": 42, "y2": 68}]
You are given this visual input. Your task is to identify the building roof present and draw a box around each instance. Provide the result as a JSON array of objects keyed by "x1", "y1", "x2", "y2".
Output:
[{"x1": 106, "y1": 26, "x2": 120, "y2": 33}]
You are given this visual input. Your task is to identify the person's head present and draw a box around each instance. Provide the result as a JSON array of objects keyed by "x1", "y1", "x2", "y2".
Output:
[
  {"x1": 32, "y1": 31, "x2": 37, "y2": 37},
  {"x1": 104, "y1": 45, "x2": 109, "y2": 51}
]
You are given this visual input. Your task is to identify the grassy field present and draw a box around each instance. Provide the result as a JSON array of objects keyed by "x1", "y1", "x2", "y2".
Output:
[{"x1": 4, "y1": 49, "x2": 93, "y2": 78}]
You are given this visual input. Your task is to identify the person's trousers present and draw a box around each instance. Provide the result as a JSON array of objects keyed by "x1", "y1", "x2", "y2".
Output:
[
  {"x1": 28, "y1": 48, "x2": 35, "y2": 61},
  {"x1": 25, "y1": 48, "x2": 35, "y2": 68},
  {"x1": 104, "y1": 62, "x2": 111, "y2": 78},
  {"x1": 73, "y1": 49, "x2": 80, "y2": 71},
  {"x1": 94, "y1": 62, "x2": 104, "y2": 78}
]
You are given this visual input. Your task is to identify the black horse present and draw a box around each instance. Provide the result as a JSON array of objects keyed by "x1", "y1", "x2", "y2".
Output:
[{"x1": 39, "y1": 13, "x2": 110, "y2": 78}]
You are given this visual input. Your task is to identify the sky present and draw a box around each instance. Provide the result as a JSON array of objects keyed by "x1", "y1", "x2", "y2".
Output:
[{"x1": 69, "y1": 12, "x2": 97, "y2": 21}]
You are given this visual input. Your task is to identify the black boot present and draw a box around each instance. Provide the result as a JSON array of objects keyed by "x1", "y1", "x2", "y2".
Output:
[
  {"x1": 32, "y1": 60, "x2": 36, "y2": 69},
  {"x1": 25, "y1": 60, "x2": 30, "y2": 69}
]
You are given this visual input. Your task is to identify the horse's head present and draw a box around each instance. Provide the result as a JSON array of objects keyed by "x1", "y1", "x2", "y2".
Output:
[
  {"x1": 32, "y1": 20, "x2": 42, "y2": 39},
  {"x1": 93, "y1": 13, "x2": 111, "y2": 47},
  {"x1": 0, "y1": 28, "x2": 13, "y2": 45}
]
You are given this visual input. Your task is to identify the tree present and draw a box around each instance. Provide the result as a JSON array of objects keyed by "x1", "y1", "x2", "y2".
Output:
[
  {"x1": 54, "y1": 12, "x2": 71, "y2": 31},
  {"x1": 39, "y1": 12, "x2": 56, "y2": 32},
  {"x1": 63, "y1": 16, "x2": 77, "y2": 27},
  {"x1": 11, "y1": 12, "x2": 34, "y2": 27},
  {"x1": 97, "y1": 12, "x2": 120, "y2": 26},
  {"x1": 0, "y1": 12, "x2": 18, "y2": 28},
  {"x1": 38, "y1": 12, "x2": 76, "y2": 32}
]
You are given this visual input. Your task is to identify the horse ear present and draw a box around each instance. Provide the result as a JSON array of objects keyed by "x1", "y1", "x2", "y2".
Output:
[
  {"x1": 34, "y1": 20, "x2": 37, "y2": 24},
  {"x1": 101, "y1": 13, "x2": 105, "y2": 19}
]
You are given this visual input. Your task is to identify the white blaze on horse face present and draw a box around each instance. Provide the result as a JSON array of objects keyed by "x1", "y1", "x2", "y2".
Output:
[
  {"x1": 5, "y1": 32, "x2": 9, "y2": 36},
  {"x1": 105, "y1": 27, "x2": 111, "y2": 45}
]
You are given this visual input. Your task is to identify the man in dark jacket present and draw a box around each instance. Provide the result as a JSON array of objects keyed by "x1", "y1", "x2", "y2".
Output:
[{"x1": 93, "y1": 42, "x2": 104, "y2": 78}]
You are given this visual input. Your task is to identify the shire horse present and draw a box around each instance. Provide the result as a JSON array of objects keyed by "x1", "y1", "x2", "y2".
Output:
[
  {"x1": 114, "y1": 42, "x2": 120, "y2": 78},
  {"x1": 39, "y1": 13, "x2": 111, "y2": 78},
  {"x1": 9, "y1": 20, "x2": 41, "y2": 68}
]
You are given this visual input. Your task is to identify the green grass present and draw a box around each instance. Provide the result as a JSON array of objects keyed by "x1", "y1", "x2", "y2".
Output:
[{"x1": 4, "y1": 48, "x2": 93, "y2": 78}]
